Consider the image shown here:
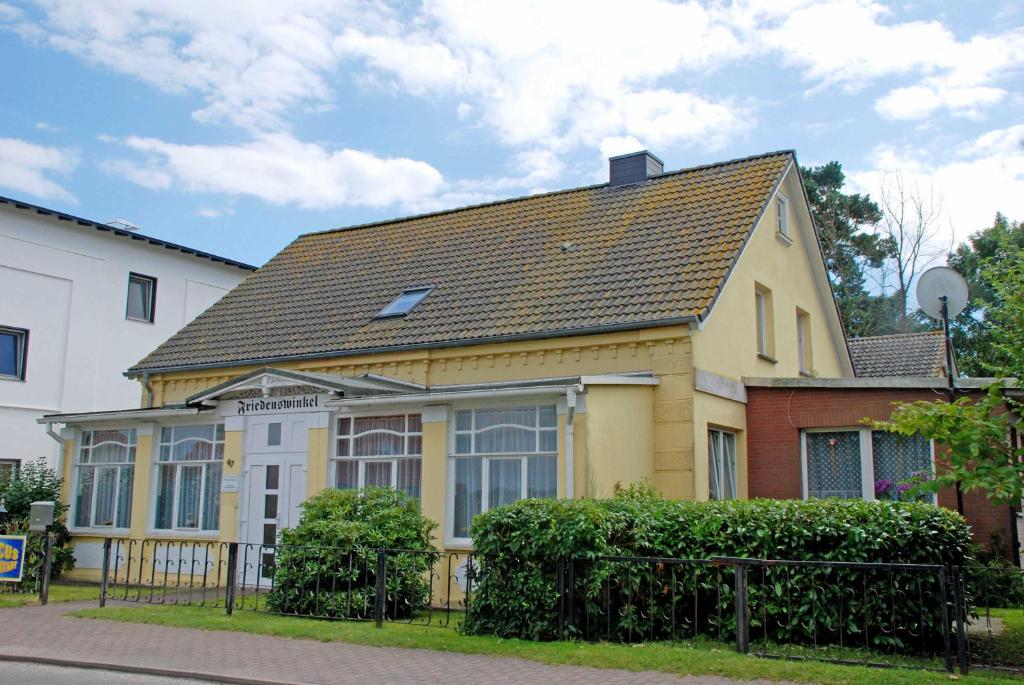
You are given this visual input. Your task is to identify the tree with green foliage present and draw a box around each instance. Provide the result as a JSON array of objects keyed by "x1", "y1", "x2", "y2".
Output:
[
  {"x1": 874, "y1": 246, "x2": 1024, "y2": 504},
  {"x1": 948, "y1": 213, "x2": 1024, "y2": 376},
  {"x1": 800, "y1": 162, "x2": 892, "y2": 337},
  {"x1": 0, "y1": 458, "x2": 74, "y2": 583}
]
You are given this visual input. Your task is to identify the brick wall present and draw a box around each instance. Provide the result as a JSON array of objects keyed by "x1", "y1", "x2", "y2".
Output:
[{"x1": 745, "y1": 385, "x2": 1018, "y2": 560}]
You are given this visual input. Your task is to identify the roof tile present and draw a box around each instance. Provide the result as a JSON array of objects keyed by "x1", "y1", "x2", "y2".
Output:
[{"x1": 131, "y1": 151, "x2": 792, "y2": 372}]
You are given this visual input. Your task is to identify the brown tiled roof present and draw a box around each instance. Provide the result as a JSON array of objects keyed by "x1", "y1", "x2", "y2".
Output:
[
  {"x1": 848, "y1": 331, "x2": 949, "y2": 378},
  {"x1": 130, "y1": 151, "x2": 794, "y2": 373}
]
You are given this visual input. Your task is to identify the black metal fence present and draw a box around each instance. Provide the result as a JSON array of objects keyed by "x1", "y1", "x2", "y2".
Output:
[
  {"x1": 96, "y1": 538, "x2": 1023, "y2": 675},
  {"x1": 98, "y1": 538, "x2": 472, "y2": 628}
]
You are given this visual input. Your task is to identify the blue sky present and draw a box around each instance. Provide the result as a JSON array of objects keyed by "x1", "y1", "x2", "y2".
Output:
[{"x1": 0, "y1": 0, "x2": 1021, "y2": 267}]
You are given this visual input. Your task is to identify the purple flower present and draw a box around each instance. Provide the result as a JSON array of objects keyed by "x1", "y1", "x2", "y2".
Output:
[
  {"x1": 896, "y1": 483, "x2": 912, "y2": 493},
  {"x1": 874, "y1": 479, "x2": 894, "y2": 497}
]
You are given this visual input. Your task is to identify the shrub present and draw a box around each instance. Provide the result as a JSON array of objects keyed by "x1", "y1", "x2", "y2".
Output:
[
  {"x1": 465, "y1": 491, "x2": 971, "y2": 653},
  {"x1": 0, "y1": 459, "x2": 73, "y2": 586},
  {"x1": 265, "y1": 487, "x2": 438, "y2": 619},
  {"x1": 965, "y1": 534, "x2": 1024, "y2": 609}
]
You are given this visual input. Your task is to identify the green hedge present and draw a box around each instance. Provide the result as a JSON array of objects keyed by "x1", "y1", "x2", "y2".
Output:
[
  {"x1": 465, "y1": 490, "x2": 971, "y2": 652},
  {"x1": 265, "y1": 488, "x2": 438, "y2": 619}
]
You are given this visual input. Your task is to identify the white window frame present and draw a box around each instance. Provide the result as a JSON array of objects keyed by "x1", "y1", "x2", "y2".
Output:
[
  {"x1": 330, "y1": 412, "x2": 423, "y2": 497},
  {"x1": 445, "y1": 403, "x2": 559, "y2": 546},
  {"x1": 796, "y1": 309, "x2": 811, "y2": 374},
  {"x1": 776, "y1": 193, "x2": 790, "y2": 239},
  {"x1": 152, "y1": 423, "x2": 225, "y2": 534},
  {"x1": 800, "y1": 427, "x2": 936, "y2": 502},
  {"x1": 72, "y1": 428, "x2": 136, "y2": 533},
  {"x1": 708, "y1": 428, "x2": 737, "y2": 501},
  {"x1": 755, "y1": 288, "x2": 769, "y2": 356}
]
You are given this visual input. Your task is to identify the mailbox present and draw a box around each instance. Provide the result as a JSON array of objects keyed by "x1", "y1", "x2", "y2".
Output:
[{"x1": 29, "y1": 501, "x2": 55, "y2": 532}]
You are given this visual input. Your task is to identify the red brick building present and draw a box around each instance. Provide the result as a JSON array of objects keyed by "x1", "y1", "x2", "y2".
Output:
[{"x1": 744, "y1": 375, "x2": 1020, "y2": 562}]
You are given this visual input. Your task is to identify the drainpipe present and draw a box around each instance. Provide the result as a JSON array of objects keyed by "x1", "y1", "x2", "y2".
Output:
[
  {"x1": 565, "y1": 387, "x2": 578, "y2": 499},
  {"x1": 142, "y1": 373, "x2": 155, "y2": 408}
]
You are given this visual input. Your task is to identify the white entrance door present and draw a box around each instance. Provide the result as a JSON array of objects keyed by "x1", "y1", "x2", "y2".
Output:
[{"x1": 239, "y1": 414, "x2": 312, "y2": 585}]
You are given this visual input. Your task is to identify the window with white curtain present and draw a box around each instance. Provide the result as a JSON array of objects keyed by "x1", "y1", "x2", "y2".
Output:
[
  {"x1": 332, "y1": 414, "x2": 422, "y2": 498},
  {"x1": 803, "y1": 429, "x2": 934, "y2": 501},
  {"x1": 74, "y1": 429, "x2": 136, "y2": 529},
  {"x1": 708, "y1": 429, "x2": 737, "y2": 500},
  {"x1": 155, "y1": 424, "x2": 224, "y2": 531},
  {"x1": 449, "y1": 405, "x2": 558, "y2": 541}
]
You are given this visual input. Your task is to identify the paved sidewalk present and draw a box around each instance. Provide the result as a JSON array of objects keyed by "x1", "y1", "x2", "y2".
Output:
[{"x1": 0, "y1": 602, "x2": 773, "y2": 685}]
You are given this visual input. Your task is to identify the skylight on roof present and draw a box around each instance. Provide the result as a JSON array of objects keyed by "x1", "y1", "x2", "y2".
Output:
[{"x1": 377, "y1": 287, "x2": 433, "y2": 318}]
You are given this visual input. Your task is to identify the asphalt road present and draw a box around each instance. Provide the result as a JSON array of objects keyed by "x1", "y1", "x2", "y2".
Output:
[{"x1": 0, "y1": 661, "x2": 221, "y2": 684}]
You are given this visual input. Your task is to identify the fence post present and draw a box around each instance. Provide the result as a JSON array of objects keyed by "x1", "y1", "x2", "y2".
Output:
[
  {"x1": 952, "y1": 566, "x2": 969, "y2": 675},
  {"x1": 38, "y1": 531, "x2": 53, "y2": 606},
  {"x1": 98, "y1": 538, "x2": 112, "y2": 608},
  {"x1": 374, "y1": 549, "x2": 387, "y2": 629},
  {"x1": 556, "y1": 557, "x2": 566, "y2": 638},
  {"x1": 224, "y1": 543, "x2": 238, "y2": 616},
  {"x1": 938, "y1": 567, "x2": 954, "y2": 673},
  {"x1": 734, "y1": 563, "x2": 750, "y2": 654}
]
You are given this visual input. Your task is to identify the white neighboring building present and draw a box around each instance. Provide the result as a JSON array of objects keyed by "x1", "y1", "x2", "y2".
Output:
[{"x1": 0, "y1": 195, "x2": 256, "y2": 476}]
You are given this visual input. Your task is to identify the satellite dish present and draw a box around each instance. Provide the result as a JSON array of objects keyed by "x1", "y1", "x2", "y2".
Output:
[{"x1": 917, "y1": 266, "x2": 969, "y2": 320}]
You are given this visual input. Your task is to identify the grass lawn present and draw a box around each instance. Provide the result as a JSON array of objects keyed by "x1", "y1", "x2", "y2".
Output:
[
  {"x1": 971, "y1": 608, "x2": 1024, "y2": 670},
  {"x1": 71, "y1": 603, "x2": 1022, "y2": 685},
  {"x1": 0, "y1": 583, "x2": 99, "y2": 608}
]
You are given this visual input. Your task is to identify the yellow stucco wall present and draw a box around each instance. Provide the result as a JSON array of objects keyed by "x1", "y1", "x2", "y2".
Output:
[
  {"x1": 690, "y1": 165, "x2": 851, "y2": 382},
  {"x1": 583, "y1": 385, "x2": 655, "y2": 498}
]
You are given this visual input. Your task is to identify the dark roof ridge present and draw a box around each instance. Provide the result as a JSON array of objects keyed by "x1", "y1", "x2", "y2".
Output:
[
  {"x1": 0, "y1": 194, "x2": 258, "y2": 271},
  {"x1": 850, "y1": 330, "x2": 943, "y2": 341},
  {"x1": 305, "y1": 149, "x2": 797, "y2": 239}
]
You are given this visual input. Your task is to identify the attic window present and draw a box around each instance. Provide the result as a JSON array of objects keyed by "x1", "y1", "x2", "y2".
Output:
[{"x1": 377, "y1": 287, "x2": 433, "y2": 318}]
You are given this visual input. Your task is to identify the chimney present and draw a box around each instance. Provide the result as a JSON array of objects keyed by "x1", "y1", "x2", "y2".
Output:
[{"x1": 608, "y1": 150, "x2": 664, "y2": 186}]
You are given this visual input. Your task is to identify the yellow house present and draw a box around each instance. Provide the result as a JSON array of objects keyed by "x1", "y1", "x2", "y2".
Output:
[{"x1": 39, "y1": 150, "x2": 854, "y2": 580}]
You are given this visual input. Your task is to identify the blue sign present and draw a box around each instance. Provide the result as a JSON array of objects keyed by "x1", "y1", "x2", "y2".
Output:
[{"x1": 0, "y1": 535, "x2": 26, "y2": 582}]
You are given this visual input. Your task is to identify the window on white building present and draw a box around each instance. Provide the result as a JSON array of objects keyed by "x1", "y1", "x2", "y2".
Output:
[
  {"x1": 155, "y1": 424, "x2": 224, "y2": 531},
  {"x1": 74, "y1": 429, "x2": 136, "y2": 529},
  {"x1": 708, "y1": 429, "x2": 737, "y2": 500},
  {"x1": 126, "y1": 273, "x2": 157, "y2": 323},
  {"x1": 803, "y1": 429, "x2": 934, "y2": 501},
  {"x1": 0, "y1": 326, "x2": 28, "y2": 380},
  {"x1": 332, "y1": 414, "x2": 422, "y2": 498},
  {"x1": 449, "y1": 405, "x2": 558, "y2": 541}
]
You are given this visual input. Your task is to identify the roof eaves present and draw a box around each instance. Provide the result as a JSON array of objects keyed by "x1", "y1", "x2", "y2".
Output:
[
  {"x1": 126, "y1": 314, "x2": 698, "y2": 377},
  {"x1": 0, "y1": 194, "x2": 258, "y2": 271}
]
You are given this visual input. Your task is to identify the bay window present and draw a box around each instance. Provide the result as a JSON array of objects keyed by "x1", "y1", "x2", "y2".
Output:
[
  {"x1": 155, "y1": 424, "x2": 224, "y2": 531},
  {"x1": 74, "y1": 429, "x2": 136, "y2": 529},
  {"x1": 449, "y1": 405, "x2": 558, "y2": 542},
  {"x1": 332, "y1": 414, "x2": 422, "y2": 498},
  {"x1": 803, "y1": 428, "x2": 934, "y2": 501}
]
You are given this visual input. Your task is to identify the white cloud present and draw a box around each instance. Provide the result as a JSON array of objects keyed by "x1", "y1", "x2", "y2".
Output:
[
  {"x1": 103, "y1": 133, "x2": 443, "y2": 210},
  {"x1": 195, "y1": 206, "x2": 235, "y2": 219},
  {"x1": 874, "y1": 84, "x2": 1007, "y2": 120},
  {"x1": 742, "y1": 1, "x2": 1024, "y2": 119},
  {"x1": 850, "y1": 125, "x2": 1024, "y2": 244},
  {"x1": 335, "y1": 0, "x2": 750, "y2": 153},
  {"x1": 9, "y1": 1, "x2": 390, "y2": 132},
  {"x1": 0, "y1": 137, "x2": 78, "y2": 202}
]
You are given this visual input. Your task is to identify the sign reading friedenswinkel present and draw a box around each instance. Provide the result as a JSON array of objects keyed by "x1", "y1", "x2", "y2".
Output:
[
  {"x1": 234, "y1": 394, "x2": 321, "y2": 416},
  {"x1": 0, "y1": 535, "x2": 27, "y2": 582}
]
